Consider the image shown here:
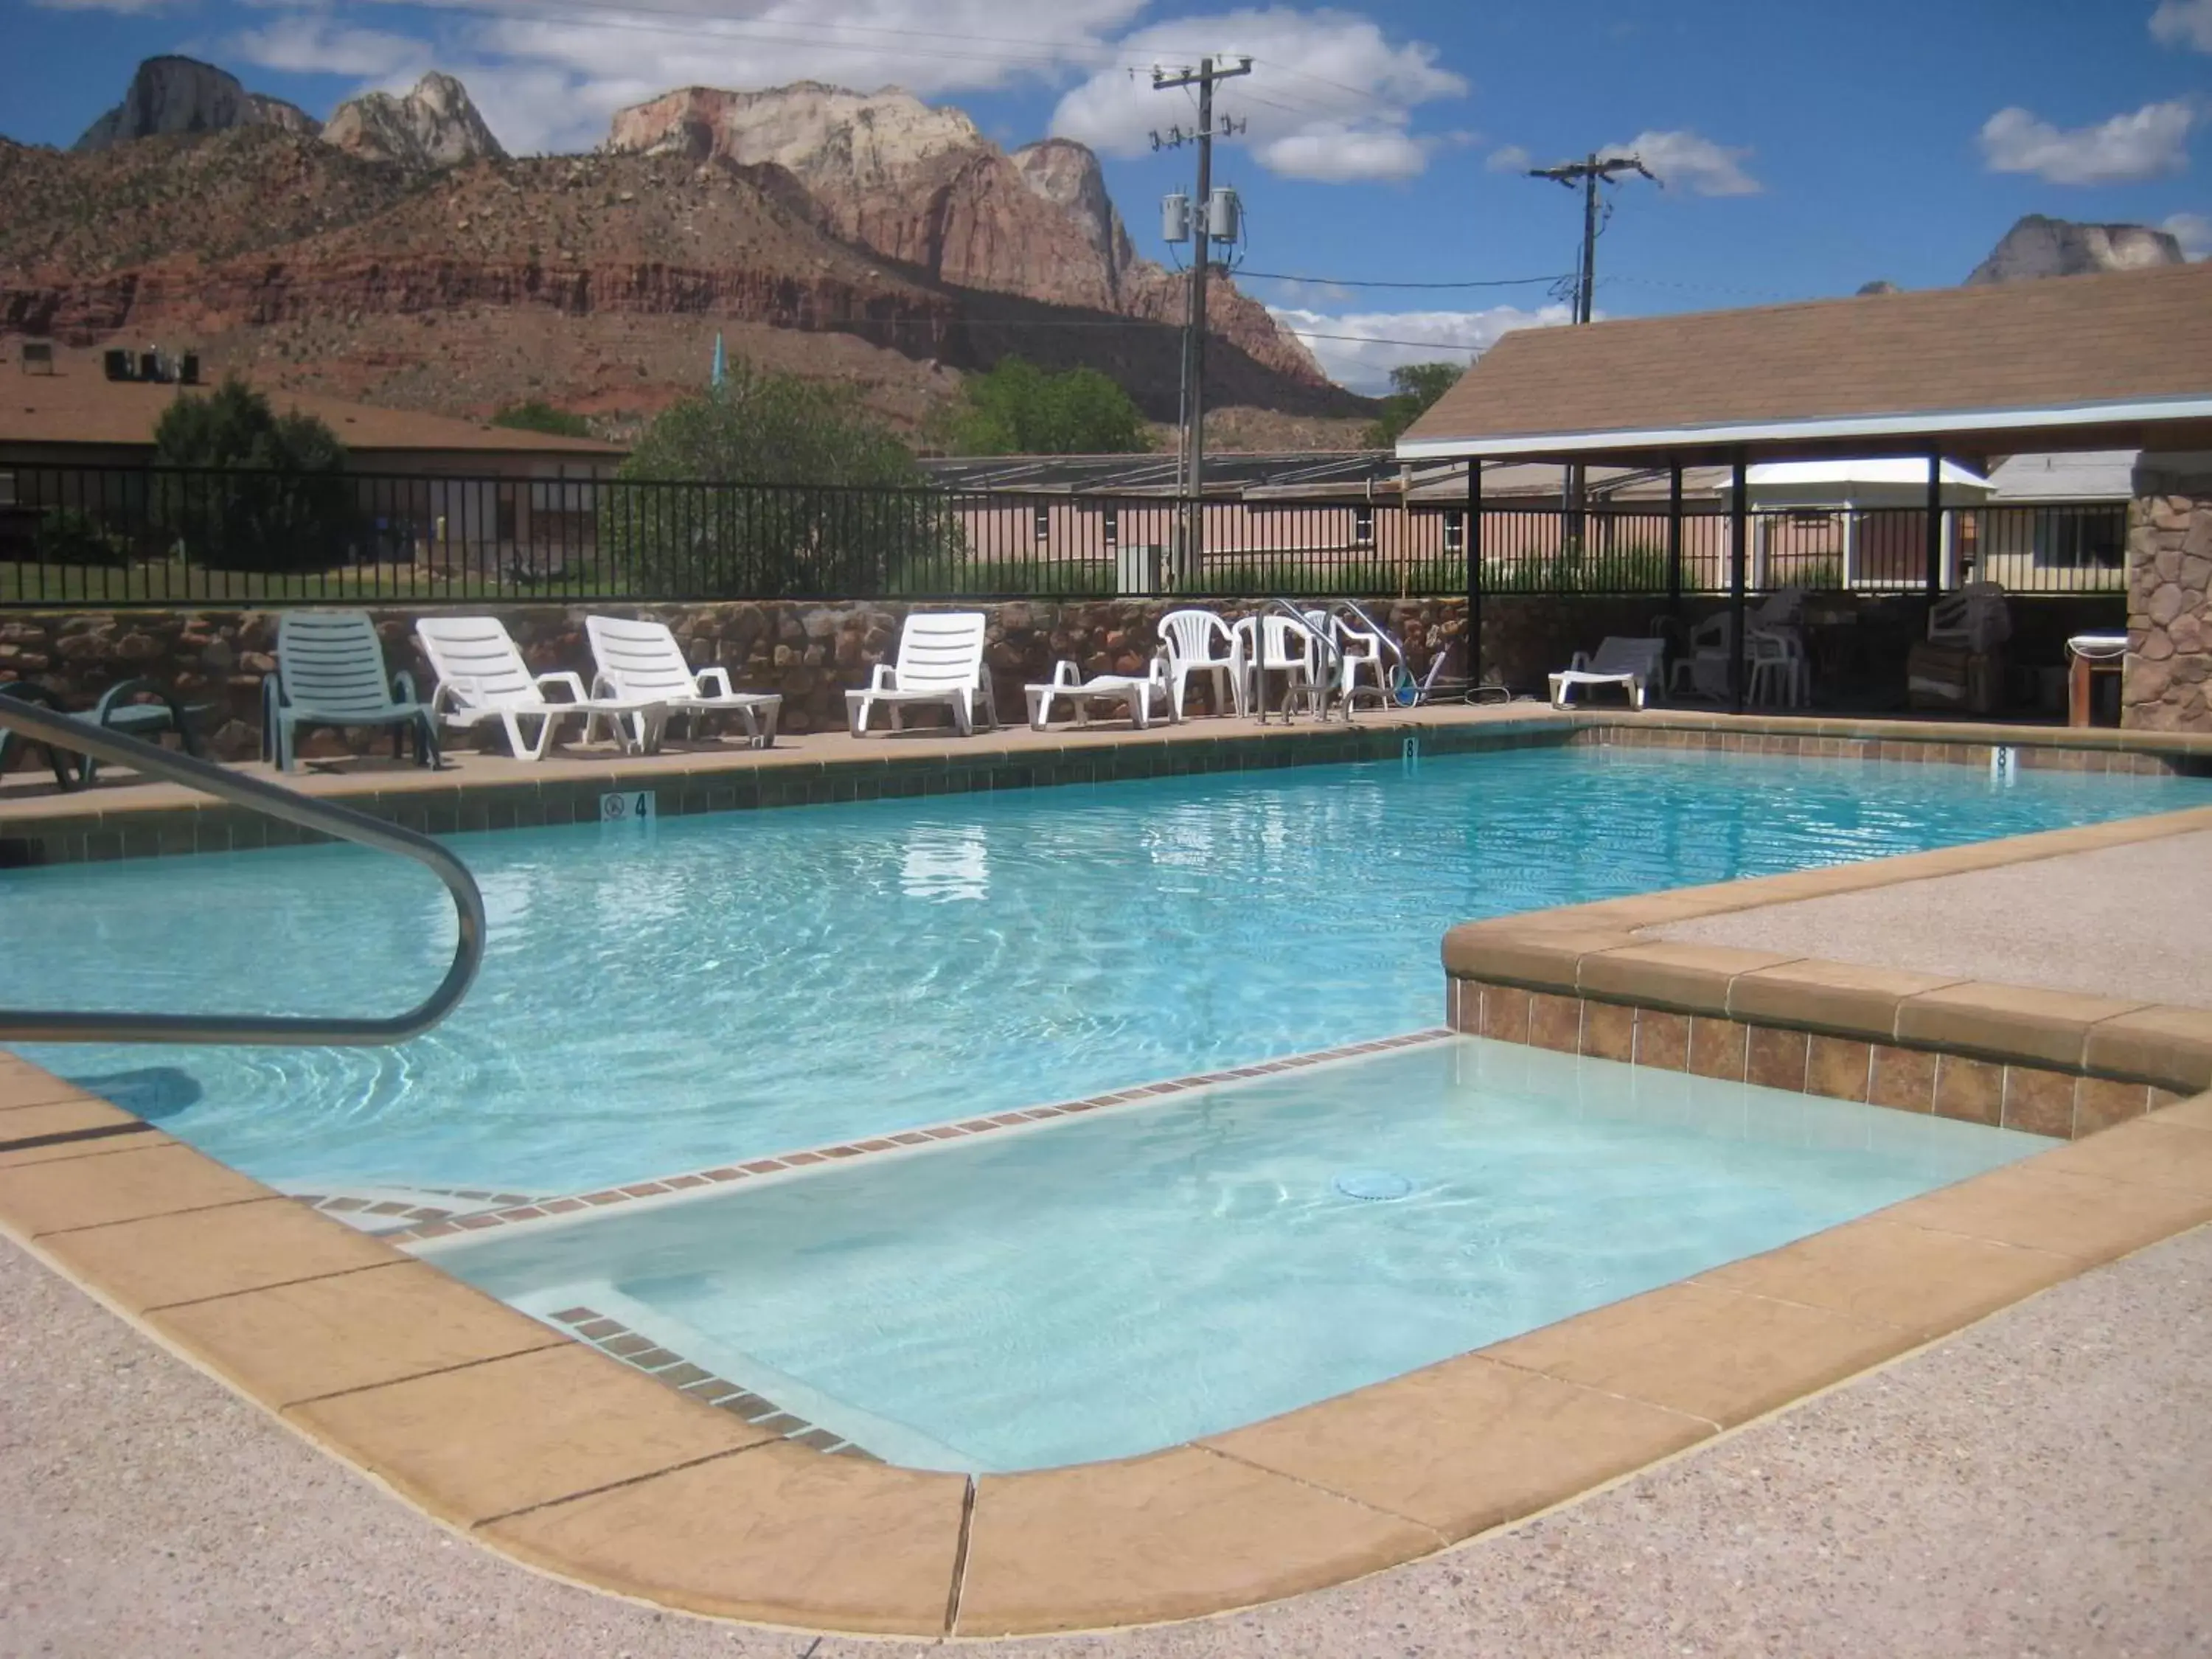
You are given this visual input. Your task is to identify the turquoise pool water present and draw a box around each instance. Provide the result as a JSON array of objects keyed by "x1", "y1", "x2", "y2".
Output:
[
  {"x1": 433, "y1": 1037, "x2": 2053, "y2": 1471},
  {"x1": 9, "y1": 745, "x2": 2208, "y2": 1194}
]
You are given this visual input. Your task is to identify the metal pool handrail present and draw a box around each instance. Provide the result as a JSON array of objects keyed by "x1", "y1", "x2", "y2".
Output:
[{"x1": 0, "y1": 698, "x2": 486, "y2": 1047}]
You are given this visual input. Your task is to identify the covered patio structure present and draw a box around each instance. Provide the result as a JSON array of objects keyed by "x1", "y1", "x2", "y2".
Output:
[{"x1": 1398, "y1": 261, "x2": 2212, "y2": 724}]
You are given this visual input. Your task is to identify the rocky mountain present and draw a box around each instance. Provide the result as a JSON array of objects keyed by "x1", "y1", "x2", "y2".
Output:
[
  {"x1": 604, "y1": 83, "x2": 1322, "y2": 386},
  {"x1": 74, "y1": 55, "x2": 319, "y2": 152},
  {"x1": 1966, "y1": 215, "x2": 2185, "y2": 284},
  {"x1": 323, "y1": 72, "x2": 507, "y2": 170},
  {"x1": 0, "y1": 129, "x2": 1366, "y2": 435}
]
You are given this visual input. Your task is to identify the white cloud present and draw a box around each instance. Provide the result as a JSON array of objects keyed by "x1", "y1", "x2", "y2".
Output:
[
  {"x1": 226, "y1": 0, "x2": 1150, "y2": 153},
  {"x1": 1484, "y1": 143, "x2": 1531, "y2": 174},
  {"x1": 231, "y1": 13, "x2": 433, "y2": 81},
  {"x1": 2152, "y1": 0, "x2": 2212, "y2": 52},
  {"x1": 1265, "y1": 302, "x2": 1572, "y2": 394},
  {"x1": 2164, "y1": 210, "x2": 2212, "y2": 257},
  {"x1": 1978, "y1": 99, "x2": 2197, "y2": 186},
  {"x1": 1051, "y1": 8, "x2": 1466, "y2": 183},
  {"x1": 1599, "y1": 129, "x2": 1760, "y2": 196},
  {"x1": 29, "y1": 0, "x2": 175, "y2": 10}
]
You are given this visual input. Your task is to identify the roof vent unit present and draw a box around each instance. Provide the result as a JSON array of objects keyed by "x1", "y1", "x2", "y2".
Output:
[
  {"x1": 1161, "y1": 192, "x2": 1190, "y2": 245},
  {"x1": 1206, "y1": 187, "x2": 1241, "y2": 243}
]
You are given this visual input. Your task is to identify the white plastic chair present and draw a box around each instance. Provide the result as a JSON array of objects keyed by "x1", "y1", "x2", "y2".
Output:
[
  {"x1": 585, "y1": 615, "x2": 782, "y2": 751},
  {"x1": 1669, "y1": 605, "x2": 1810, "y2": 706},
  {"x1": 1157, "y1": 608, "x2": 1245, "y2": 717},
  {"x1": 846, "y1": 611, "x2": 998, "y2": 737},
  {"x1": 1302, "y1": 610, "x2": 1387, "y2": 703},
  {"x1": 1230, "y1": 613, "x2": 1321, "y2": 716},
  {"x1": 1024, "y1": 658, "x2": 1178, "y2": 730},
  {"x1": 414, "y1": 615, "x2": 666, "y2": 760},
  {"x1": 1549, "y1": 637, "x2": 1665, "y2": 709}
]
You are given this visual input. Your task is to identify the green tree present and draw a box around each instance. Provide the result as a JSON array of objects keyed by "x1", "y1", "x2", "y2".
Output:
[
  {"x1": 943, "y1": 357, "x2": 1149, "y2": 456},
  {"x1": 153, "y1": 378, "x2": 355, "y2": 572},
  {"x1": 602, "y1": 363, "x2": 956, "y2": 598},
  {"x1": 1361, "y1": 361, "x2": 1465, "y2": 449},
  {"x1": 491, "y1": 399, "x2": 593, "y2": 439}
]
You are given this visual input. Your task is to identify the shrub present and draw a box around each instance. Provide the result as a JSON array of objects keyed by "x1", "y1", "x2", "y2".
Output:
[
  {"x1": 32, "y1": 507, "x2": 131, "y2": 567},
  {"x1": 942, "y1": 358, "x2": 1150, "y2": 456},
  {"x1": 602, "y1": 364, "x2": 959, "y2": 598},
  {"x1": 153, "y1": 379, "x2": 355, "y2": 574},
  {"x1": 491, "y1": 400, "x2": 593, "y2": 439}
]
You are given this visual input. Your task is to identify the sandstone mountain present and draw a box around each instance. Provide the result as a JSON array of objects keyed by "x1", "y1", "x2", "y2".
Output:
[
  {"x1": 0, "y1": 127, "x2": 1366, "y2": 438},
  {"x1": 323, "y1": 72, "x2": 506, "y2": 170},
  {"x1": 74, "y1": 55, "x2": 318, "y2": 152},
  {"x1": 605, "y1": 83, "x2": 1321, "y2": 386},
  {"x1": 1966, "y1": 214, "x2": 2185, "y2": 284}
]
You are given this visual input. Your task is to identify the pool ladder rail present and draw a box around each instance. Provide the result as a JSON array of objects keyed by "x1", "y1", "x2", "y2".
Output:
[{"x1": 0, "y1": 698, "x2": 486, "y2": 1048}]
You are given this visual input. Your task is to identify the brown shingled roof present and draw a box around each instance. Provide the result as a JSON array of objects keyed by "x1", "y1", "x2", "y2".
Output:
[
  {"x1": 0, "y1": 350, "x2": 625, "y2": 459},
  {"x1": 1400, "y1": 262, "x2": 2212, "y2": 464}
]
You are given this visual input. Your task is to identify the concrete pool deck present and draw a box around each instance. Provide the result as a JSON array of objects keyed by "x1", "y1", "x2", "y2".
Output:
[{"x1": 8, "y1": 709, "x2": 2212, "y2": 1644}]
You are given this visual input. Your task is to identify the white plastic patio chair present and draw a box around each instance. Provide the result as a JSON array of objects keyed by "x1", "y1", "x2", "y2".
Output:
[
  {"x1": 1549, "y1": 637, "x2": 1666, "y2": 709},
  {"x1": 1024, "y1": 658, "x2": 1178, "y2": 730},
  {"x1": 585, "y1": 615, "x2": 782, "y2": 751},
  {"x1": 1157, "y1": 608, "x2": 1245, "y2": 717},
  {"x1": 264, "y1": 610, "x2": 437, "y2": 772},
  {"x1": 1230, "y1": 613, "x2": 1320, "y2": 717},
  {"x1": 414, "y1": 615, "x2": 667, "y2": 761},
  {"x1": 1304, "y1": 608, "x2": 1388, "y2": 703},
  {"x1": 845, "y1": 611, "x2": 999, "y2": 737}
]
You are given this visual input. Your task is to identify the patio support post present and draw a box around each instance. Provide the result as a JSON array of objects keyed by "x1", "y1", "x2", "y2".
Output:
[
  {"x1": 1730, "y1": 451, "x2": 1749, "y2": 714},
  {"x1": 1466, "y1": 459, "x2": 1484, "y2": 686},
  {"x1": 1666, "y1": 461, "x2": 1683, "y2": 618},
  {"x1": 1925, "y1": 449, "x2": 1943, "y2": 606}
]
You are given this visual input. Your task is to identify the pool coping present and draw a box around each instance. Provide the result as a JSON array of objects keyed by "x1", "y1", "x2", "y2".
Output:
[{"x1": 3, "y1": 748, "x2": 2212, "y2": 1635}]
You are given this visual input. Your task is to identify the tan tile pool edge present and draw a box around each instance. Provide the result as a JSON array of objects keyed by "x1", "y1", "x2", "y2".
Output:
[{"x1": 8, "y1": 1064, "x2": 2212, "y2": 1633}]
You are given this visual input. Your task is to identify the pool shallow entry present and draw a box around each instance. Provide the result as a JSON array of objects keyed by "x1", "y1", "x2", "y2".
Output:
[{"x1": 428, "y1": 1037, "x2": 2054, "y2": 1473}]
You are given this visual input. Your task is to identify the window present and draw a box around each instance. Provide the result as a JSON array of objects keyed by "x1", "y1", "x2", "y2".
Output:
[
  {"x1": 2033, "y1": 508, "x2": 2125, "y2": 569},
  {"x1": 1102, "y1": 505, "x2": 1119, "y2": 546},
  {"x1": 1443, "y1": 510, "x2": 1464, "y2": 554},
  {"x1": 1353, "y1": 504, "x2": 1375, "y2": 546},
  {"x1": 1033, "y1": 504, "x2": 1051, "y2": 544}
]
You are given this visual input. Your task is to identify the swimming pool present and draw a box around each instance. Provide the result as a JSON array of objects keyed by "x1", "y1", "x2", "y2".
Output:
[
  {"x1": 10, "y1": 745, "x2": 2209, "y2": 1195},
  {"x1": 429, "y1": 1035, "x2": 2053, "y2": 1471}
]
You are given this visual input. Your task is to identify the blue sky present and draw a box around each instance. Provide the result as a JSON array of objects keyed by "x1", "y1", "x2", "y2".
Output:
[{"x1": 5, "y1": 0, "x2": 2209, "y2": 392}]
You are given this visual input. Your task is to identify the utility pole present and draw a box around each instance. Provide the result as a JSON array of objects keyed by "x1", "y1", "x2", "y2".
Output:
[
  {"x1": 1528, "y1": 153, "x2": 1657, "y2": 544},
  {"x1": 1154, "y1": 55, "x2": 1250, "y2": 574}
]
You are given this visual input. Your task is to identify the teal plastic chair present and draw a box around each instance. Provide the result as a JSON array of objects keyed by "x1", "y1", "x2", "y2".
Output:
[
  {"x1": 0, "y1": 678, "x2": 204, "y2": 790},
  {"x1": 262, "y1": 611, "x2": 438, "y2": 772}
]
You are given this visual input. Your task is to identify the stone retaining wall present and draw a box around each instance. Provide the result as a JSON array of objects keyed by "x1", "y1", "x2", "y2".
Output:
[
  {"x1": 0, "y1": 591, "x2": 2128, "y2": 764},
  {"x1": 2127, "y1": 454, "x2": 2212, "y2": 732}
]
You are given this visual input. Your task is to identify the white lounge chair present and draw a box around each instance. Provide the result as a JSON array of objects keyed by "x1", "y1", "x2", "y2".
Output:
[
  {"x1": 1549, "y1": 637, "x2": 1666, "y2": 709},
  {"x1": 1157, "y1": 608, "x2": 1245, "y2": 717},
  {"x1": 846, "y1": 611, "x2": 999, "y2": 737},
  {"x1": 1024, "y1": 658, "x2": 1178, "y2": 730},
  {"x1": 414, "y1": 615, "x2": 666, "y2": 761},
  {"x1": 264, "y1": 610, "x2": 438, "y2": 772},
  {"x1": 585, "y1": 615, "x2": 782, "y2": 751}
]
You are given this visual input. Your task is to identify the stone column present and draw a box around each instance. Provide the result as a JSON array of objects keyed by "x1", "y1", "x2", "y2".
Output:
[{"x1": 2124, "y1": 453, "x2": 2212, "y2": 731}]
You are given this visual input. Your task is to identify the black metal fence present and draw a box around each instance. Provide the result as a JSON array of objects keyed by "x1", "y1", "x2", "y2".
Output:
[{"x1": 0, "y1": 462, "x2": 2133, "y2": 608}]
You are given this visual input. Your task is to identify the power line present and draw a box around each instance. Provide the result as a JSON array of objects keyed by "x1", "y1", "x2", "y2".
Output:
[{"x1": 1237, "y1": 270, "x2": 1569, "y2": 289}]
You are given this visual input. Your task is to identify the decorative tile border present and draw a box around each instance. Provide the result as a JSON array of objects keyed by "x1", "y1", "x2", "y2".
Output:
[
  {"x1": 543, "y1": 1304, "x2": 879, "y2": 1461},
  {"x1": 283, "y1": 1183, "x2": 550, "y2": 1235},
  {"x1": 1450, "y1": 981, "x2": 2176, "y2": 1139},
  {"x1": 394, "y1": 1028, "x2": 1456, "y2": 1247},
  {"x1": 1575, "y1": 720, "x2": 2205, "y2": 776}
]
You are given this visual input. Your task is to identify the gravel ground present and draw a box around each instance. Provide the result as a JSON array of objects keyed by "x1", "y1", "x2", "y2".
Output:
[
  {"x1": 1655, "y1": 831, "x2": 2212, "y2": 1009},
  {"x1": 6, "y1": 1219, "x2": 2210, "y2": 1659}
]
